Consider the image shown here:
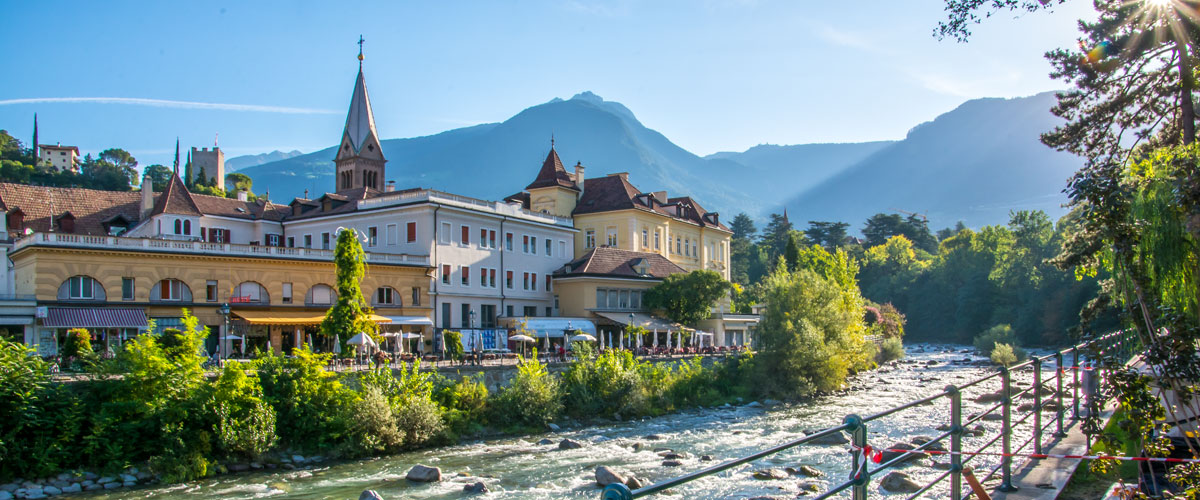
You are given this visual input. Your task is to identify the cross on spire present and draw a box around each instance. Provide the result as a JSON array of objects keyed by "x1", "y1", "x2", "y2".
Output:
[
  {"x1": 551, "y1": 133, "x2": 555, "y2": 149},
  {"x1": 357, "y1": 35, "x2": 365, "y2": 65}
]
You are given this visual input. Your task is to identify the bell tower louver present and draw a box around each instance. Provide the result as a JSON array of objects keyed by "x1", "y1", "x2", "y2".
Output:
[{"x1": 334, "y1": 36, "x2": 386, "y2": 194}]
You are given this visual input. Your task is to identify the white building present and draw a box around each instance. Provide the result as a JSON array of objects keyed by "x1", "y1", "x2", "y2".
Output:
[{"x1": 38, "y1": 144, "x2": 80, "y2": 172}]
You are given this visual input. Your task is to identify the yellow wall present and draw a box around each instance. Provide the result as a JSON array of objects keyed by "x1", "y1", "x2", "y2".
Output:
[
  {"x1": 11, "y1": 246, "x2": 433, "y2": 327},
  {"x1": 553, "y1": 277, "x2": 656, "y2": 318},
  {"x1": 572, "y1": 209, "x2": 732, "y2": 280},
  {"x1": 528, "y1": 186, "x2": 578, "y2": 218}
]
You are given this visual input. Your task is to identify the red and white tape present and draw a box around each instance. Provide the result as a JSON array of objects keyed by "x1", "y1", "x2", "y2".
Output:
[{"x1": 853, "y1": 445, "x2": 1200, "y2": 464}]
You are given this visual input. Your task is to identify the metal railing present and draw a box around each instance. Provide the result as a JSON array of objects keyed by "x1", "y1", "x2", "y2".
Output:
[
  {"x1": 357, "y1": 188, "x2": 576, "y2": 227},
  {"x1": 600, "y1": 330, "x2": 1141, "y2": 500}
]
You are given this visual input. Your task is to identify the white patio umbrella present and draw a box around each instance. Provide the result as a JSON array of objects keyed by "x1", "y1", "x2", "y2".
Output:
[
  {"x1": 401, "y1": 332, "x2": 422, "y2": 355},
  {"x1": 510, "y1": 334, "x2": 535, "y2": 357},
  {"x1": 570, "y1": 333, "x2": 597, "y2": 342}
]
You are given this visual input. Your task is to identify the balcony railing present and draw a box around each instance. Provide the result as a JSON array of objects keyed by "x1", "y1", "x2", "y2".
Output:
[
  {"x1": 358, "y1": 188, "x2": 576, "y2": 227},
  {"x1": 14, "y1": 232, "x2": 431, "y2": 266}
]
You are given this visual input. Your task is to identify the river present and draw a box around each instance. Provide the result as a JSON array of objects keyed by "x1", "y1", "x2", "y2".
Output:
[{"x1": 82, "y1": 344, "x2": 1056, "y2": 499}]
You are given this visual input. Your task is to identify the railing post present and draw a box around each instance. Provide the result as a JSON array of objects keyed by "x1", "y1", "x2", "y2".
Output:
[
  {"x1": 845, "y1": 414, "x2": 869, "y2": 500},
  {"x1": 999, "y1": 366, "x2": 1018, "y2": 492},
  {"x1": 1054, "y1": 351, "x2": 1067, "y2": 437},
  {"x1": 1033, "y1": 357, "x2": 1044, "y2": 455},
  {"x1": 947, "y1": 385, "x2": 963, "y2": 500},
  {"x1": 1072, "y1": 347, "x2": 1080, "y2": 420}
]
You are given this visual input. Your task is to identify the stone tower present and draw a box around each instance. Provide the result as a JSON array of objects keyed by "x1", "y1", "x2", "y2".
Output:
[
  {"x1": 191, "y1": 146, "x2": 224, "y2": 186},
  {"x1": 334, "y1": 43, "x2": 386, "y2": 194}
]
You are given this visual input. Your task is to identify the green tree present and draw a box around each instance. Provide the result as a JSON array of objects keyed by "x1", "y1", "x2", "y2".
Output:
[
  {"x1": 320, "y1": 229, "x2": 378, "y2": 354},
  {"x1": 225, "y1": 172, "x2": 253, "y2": 194},
  {"x1": 784, "y1": 233, "x2": 802, "y2": 272},
  {"x1": 862, "y1": 213, "x2": 938, "y2": 253},
  {"x1": 730, "y1": 212, "x2": 757, "y2": 241},
  {"x1": 758, "y1": 212, "x2": 794, "y2": 261},
  {"x1": 805, "y1": 221, "x2": 850, "y2": 249},
  {"x1": 143, "y1": 164, "x2": 173, "y2": 192},
  {"x1": 643, "y1": 270, "x2": 733, "y2": 326},
  {"x1": 99, "y1": 148, "x2": 137, "y2": 170}
]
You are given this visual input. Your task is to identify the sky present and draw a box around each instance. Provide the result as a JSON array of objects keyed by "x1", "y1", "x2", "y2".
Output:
[{"x1": 0, "y1": 1, "x2": 1097, "y2": 170}]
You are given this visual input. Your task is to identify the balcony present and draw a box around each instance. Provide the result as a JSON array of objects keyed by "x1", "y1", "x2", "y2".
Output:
[
  {"x1": 14, "y1": 232, "x2": 431, "y2": 267},
  {"x1": 358, "y1": 188, "x2": 575, "y2": 228}
]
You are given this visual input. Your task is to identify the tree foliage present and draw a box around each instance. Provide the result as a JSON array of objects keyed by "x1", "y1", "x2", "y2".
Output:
[
  {"x1": 643, "y1": 270, "x2": 732, "y2": 326},
  {"x1": 321, "y1": 229, "x2": 378, "y2": 353}
]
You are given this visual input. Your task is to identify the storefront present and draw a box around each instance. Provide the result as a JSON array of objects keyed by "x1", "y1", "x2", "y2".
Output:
[
  {"x1": 36, "y1": 307, "x2": 149, "y2": 357},
  {"x1": 229, "y1": 310, "x2": 394, "y2": 357}
]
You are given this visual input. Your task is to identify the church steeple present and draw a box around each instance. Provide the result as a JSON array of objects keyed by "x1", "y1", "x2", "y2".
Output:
[{"x1": 334, "y1": 36, "x2": 386, "y2": 194}]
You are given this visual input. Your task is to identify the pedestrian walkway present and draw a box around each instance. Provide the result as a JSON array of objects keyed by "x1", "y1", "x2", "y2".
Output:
[{"x1": 991, "y1": 409, "x2": 1113, "y2": 500}]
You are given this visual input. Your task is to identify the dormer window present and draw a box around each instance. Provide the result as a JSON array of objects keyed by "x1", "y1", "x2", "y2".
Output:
[
  {"x1": 56, "y1": 212, "x2": 75, "y2": 233},
  {"x1": 6, "y1": 208, "x2": 24, "y2": 233},
  {"x1": 631, "y1": 258, "x2": 651, "y2": 276}
]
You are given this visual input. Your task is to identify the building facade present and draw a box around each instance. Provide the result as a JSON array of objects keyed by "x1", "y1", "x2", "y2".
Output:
[{"x1": 38, "y1": 144, "x2": 80, "y2": 172}]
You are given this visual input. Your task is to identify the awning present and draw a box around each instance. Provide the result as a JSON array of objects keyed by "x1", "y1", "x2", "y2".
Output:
[
  {"x1": 0, "y1": 315, "x2": 32, "y2": 325},
  {"x1": 383, "y1": 316, "x2": 434, "y2": 326},
  {"x1": 44, "y1": 307, "x2": 148, "y2": 329},
  {"x1": 498, "y1": 317, "x2": 596, "y2": 338},
  {"x1": 233, "y1": 310, "x2": 392, "y2": 325},
  {"x1": 595, "y1": 312, "x2": 683, "y2": 331}
]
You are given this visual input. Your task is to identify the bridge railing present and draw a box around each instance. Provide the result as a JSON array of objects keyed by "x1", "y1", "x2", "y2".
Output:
[{"x1": 601, "y1": 330, "x2": 1139, "y2": 500}]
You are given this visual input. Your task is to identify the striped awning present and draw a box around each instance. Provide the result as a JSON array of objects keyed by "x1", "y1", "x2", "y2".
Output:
[{"x1": 43, "y1": 307, "x2": 148, "y2": 329}]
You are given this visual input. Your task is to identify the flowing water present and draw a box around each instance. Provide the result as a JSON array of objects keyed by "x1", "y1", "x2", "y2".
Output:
[{"x1": 83, "y1": 344, "x2": 1062, "y2": 499}]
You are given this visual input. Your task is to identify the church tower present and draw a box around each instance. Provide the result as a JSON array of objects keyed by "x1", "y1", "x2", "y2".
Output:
[{"x1": 334, "y1": 36, "x2": 386, "y2": 194}]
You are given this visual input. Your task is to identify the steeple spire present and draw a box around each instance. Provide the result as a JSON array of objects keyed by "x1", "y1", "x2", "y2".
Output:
[
  {"x1": 333, "y1": 36, "x2": 386, "y2": 194},
  {"x1": 357, "y1": 35, "x2": 365, "y2": 67},
  {"x1": 173, "y1": 137, "x2": 180, "y2": 175}
]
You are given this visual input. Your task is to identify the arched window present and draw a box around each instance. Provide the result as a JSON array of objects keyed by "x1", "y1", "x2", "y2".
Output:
[
  {"x1": 232, "y1": 281, "x2": 269, "y2": 305},
  {"x1": 57, "y1": 275, "x2": 106, "y2": 301},
  {"x1": 306, "y1": 284, "x2": 336, "y2": 306},
  {"x1": 374, "y1": 286, "x2": 399, "y2": 306},
  {"x1": 183, "y1": 220, "x2": 191, "y2": 235},
  {"x1": 150, "y1": 279, "x2": 192, "y2": 302},
  {"x1": 173, "y1": 219, "x2": 182, "y2": 234}
]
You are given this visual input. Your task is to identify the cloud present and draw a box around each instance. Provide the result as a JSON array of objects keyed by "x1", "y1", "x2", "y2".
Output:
[
  {"x1": 815, "y1": 25, "x2": 878, "y2": 54},
  {"x1": 0, "y1": 97, "x2": 337, "y2": 114}
]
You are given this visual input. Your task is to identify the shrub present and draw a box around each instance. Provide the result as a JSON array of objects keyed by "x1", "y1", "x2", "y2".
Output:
[
  {"x1": 975, "y1": 324, "x2": 1019, "y2": 357},
  {"x1": 341, "y1": 385, "x2": 401, "y2": 456},
  {"x1": 0, "y1": 337, "x2": 83, "y2": 480},
  {"x1": 443, "y1": 331, "x2": 463, "y2": 362},
  {"x1": 61, "y1": 328, "x2": 93, "y2": 363},
  {"x1": 435, "y1": 374, "x2": 489, "y2": 437},
  {"x1": 255, "y1": 345, "x2": 355, "y2": 452},
  {"x1": 561, "y1": 348, "x2": 644, "y2": 418},
  {"x1": 990, "y1": 342, "x2": 1023, "y2": 367},
  {"x1": 394, "y1": 395, "x2": 444, "y2": 448},
  {"x1": 877, "y1": 337, "x2": 905, "y2": 363},
  {"x1": 667, "y1": 356, "x2": 725, "y2": 408},
  {"x1": 207, "y1": 363, "x2": 276, "y2": 461},
  {"x1": 490, "y1": 349, "x2": 561, "y2": 429}
]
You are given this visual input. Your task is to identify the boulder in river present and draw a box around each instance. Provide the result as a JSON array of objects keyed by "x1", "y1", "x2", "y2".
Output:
[
  {"x1": 359, "y1": 490, "x2": 385, "y2": 500},
  {"x1": 880, "y1": 471, "x2": 922, "y2": 493},
  {"x1": 752, "y1": 468, "x2": 789, "y2": 480},
  {"x1": 406, "y1": 465, "x2": 442, "y2": 482},
  {"x1": 536, "y1": 438, "x2": 555, "y2": 445},
  {"x1": 595, "y1": 466, "x2": 626, "y2": 487},
  {"x1": 547, "y1": 423, "x2": 561, "y2": 431},
  {"x1": 559, "y1": 438, "x2": 585, "y2": 450},
  {"x1": 802, "y1": 429, "x2": 849, "y2": 445},
  {"x1": 794, "y1": 465, "x2": 822, "y2": 477},
  {"x1": 880, "y1": 443, "x2": 919, "y2": 464},
  {"x1": 643, "y1": 434, "x2": 664, "y2": 440},
  {"x1": 625, "y1": 476, "x2": 645, "y2": 489},
  {"x1": 662, "y1": 460, "x2": 684, "y2": 467},
  {"x1": 463, "y1": 482, "x2": 488, "y2": 494},
  {"x1": 700, "y1": 455, "x2": 714, "y2": 461}
]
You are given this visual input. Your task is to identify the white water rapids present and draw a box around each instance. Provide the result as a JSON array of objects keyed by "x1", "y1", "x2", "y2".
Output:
[{"x1": 82, "y1": 344, "x2": 1065, "y2": 499}]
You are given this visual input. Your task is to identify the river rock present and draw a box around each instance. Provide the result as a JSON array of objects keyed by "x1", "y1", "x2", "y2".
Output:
[
  {"x1": 910, "y1": 436, "x2": 947, "y2": 453},
  {"x1": 103, "y1": 482, "x2": 121, "y2": 490},
  {"x1": 880, "y1": 443, "x2": 919, "y2": 464},
  {"x1": 536, "y1": 438, "x2": 555, "y2": 445},
  {"x1": 797, "y1": 480, "x2": 823, "y2": 492},
  {"x1": 0, "y1": 492, "x2": 12, "y2": 500},
  {"x1": 228, "y1": 463, "x2": 250, "y2": 472},
  {"x1": 643, "y1": 434, "x2": 664, "y2": 440},
  {"x1": 406, "y1": 464, "x2": 442, "y2": 482},
  {"x1": 745, "y1": 401, "x2": 763, "y2": 408},
  {"x1": 752, "y1": 468, "x2": 788, "y2": 480},
  {"x1": 662, "y1": 460, "x2": 683, "y2": 467},
  {"x1": 60, "y1": 484, "x2": 81, "y2": 494},
  {"x1": 880, "y1": 471, "x2": 921, "y2": 493},
  {"x1": 43, "y1": 485, "x2": 61, "y2": 495},
  {"x1": 83, "y1": 484, "x2": 102, "y2": 491},
  {"x1": 802, "y1": 429, "x2": 849, "y2": 445},
  {"x1": 463, "y1": 482, "x2": 488, "y2": 493},
  {"x1": 975, "y1": 391, "x2": 1004, "y2": 403},
  {"x1": 626, "y1": 476, "x2": 645, "y2": 489},
  {"x1": 559, "y1": 438, "x2": 584, "y2": 450},
  {"x1": 630, "y1": 442, "x2": 647, "y2": 451},
  {"x1": 547, "y1": 423, "x2": 561, "y2": 431},
  {"x1": 359, "y1": 490, "x2": 385, "y2": 500},
  {"x1": 794, "y1": 466, "x2": 822, "y2": 477},
  {"x1": 120, "y1": 473, "x2": 137, "y2": 483},
  {"x1": 700, "y1": 455, "x2": 713, "y2": 461},
  {"x1": 96, "y1": 477, "x2": 115, "y2": 485},
  {"x1": 595, "y1": 466, "x2": 626, "y2": 486},
  {"x1": 291, "y1": 455, "x2": 305, "y2": 464},
  {"x1": 0, "y1": 483, "x2": 15, "y2": 492},
  {"x1": 983, "y1": 413, "x2": 1004, "y2": 421},
  {"x1": 662, "y1": 452, "x2": 690, "y2": 460}
]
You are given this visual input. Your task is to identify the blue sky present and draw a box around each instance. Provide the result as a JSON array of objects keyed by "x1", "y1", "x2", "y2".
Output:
[{"x1": 0, "y1": 1, "x2": 1095, "y2": 169}]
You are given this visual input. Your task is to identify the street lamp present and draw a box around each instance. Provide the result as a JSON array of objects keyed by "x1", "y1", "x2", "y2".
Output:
[
  {"x1": 629, "y1": 313, "x2": 635, "y2": 352},
  {"x1": 217, "y1": 302, "x2": 231, "y2": 367},
  {"x1": 468, "y1": 309, "x2": 476, "y2": 365}
]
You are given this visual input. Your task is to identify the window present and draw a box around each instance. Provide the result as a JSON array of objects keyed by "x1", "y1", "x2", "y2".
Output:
[
  {"x1": 174, "y1": 219, "x2": 181, "y2": 234},
  {"x1": 121, "y1": 277, "x2": 135, "y2": 301},
  {"x1": 282, "y1": 282, "x2": 293, "y2": 304},
  {"x1": 479, "y1": 267, "x2": 487, "y2": 287},
  {"x1": 654, "y1": 230, "x2": 660, "y2": 250},
  {"x1": 489, "y1": 230, "x2": 497, "y2": 249},
  {"x1": 232, "y1": 282, "x2": 269, "y2": 304},
  {"x1": 489, "y1": 269, "x2": 496, "y2": 288},
  {"x1": 619, "y1": 290, "x2": 629, "y2": 308},
  {"x1": 411, "y1": 287, "x2": 421, "y2": 306},
  {"x1": 152, "y1": 279, "x2": 191, "y2": 302},
  {"x1": 442, "y1": 264, "x2": 451, "y2": 284},
  {"x1": 685, "y1": 238, "x2": 690, "y2": 256},
  {"x1": 481, "y1": 305, "x2": 496, "y2": 328},
  {"x1": 461, "y1": 304, "x2": 471, "y2": 328},
  {"x1": 461, "y1": 265, "x2": 469, "y2": 286},
  {"x1": 480, "y1": 228, "x2": 488, "y2": 248},
  {"x1": 505, "y1": 232, "x2": 513, "y2": 251},
  {"x1": 183, "y1": 220, "x2": 191, "y2": 235},
  {"x1": 693, "y1": 242, "x2": 698, "y2": 258},
  {"x1": 304, "y1": 234, "x2": 312, "y2": 248},
  {"x1": 461, "y1": 225, "x2": 470, "y2": 245},
  {"x1": 307, "y1": 284, "x2": 334, "y2": 305},
  {"x1": 545, "y1": 274, "x2": 552, "y2": 291},
  {"x1": 595, "y1": 287, "x2": 644, "y2": 310},
  {"x1": 440, "y1": 222, "x2": 451, "y2": 244},
  {"x1": 209, "y1": 227, "x2": 230, "y2": 243},
  {"x1": 441, "y1": 303, "x2": 451, "y2": 328},
  {"x1": 631, "y1": 290, "x2": 642, "y2": 309},
  {"x1": 321, "y1": 232, "x2": 330, "y2": 250},
  {"x1": 522, "y1": 272, "x2": 530, "y2": 290},
  {"x1": 596, "y1": 289, "x2": 607, "y2": 308},
  {"x1": 585, "y1": 229, "x2": 595, "y2": 248},
  {"x1": 506, "y1": 270, "x2": 513, "y2": 289},
  {"x1": 368, "y1": 226, "x2": 378, "y2": 247},
  {"x1": 207, "y1": 280, "x2": 218, "y2": 302},
  {"x1": 531, "y1": 236, "x2": 537, "y2": 255},
  {"x1": 546, "y1": 306, "x2": 553, "y2": 317},
  {"x1": 642, "y1": 228, "x2": 649, "y2": 248},
  {"x1": 406, "y1": 222, "x2": 417, "y2": 242},
  {"x1": 506, "y1": 305, "x2": 514, "y2": 317},
  {"x1": 545, "y1": 238, "x2": 552, "y2": 256},
  {"x1": 376, "y1": 287, "x2": 396, "y2": 305},
  {"x1": 676, "y1": 236, "x2": 682, "y2": 254},
  {"x1": 67, "y1": 276, "x2": 96, "y2": 299},
  {"x1": 386, "y1": 224, "x2": 397, "y2": 245},
  {"x1": 531, "y1": 273, "x2": 537, "y2": 291},
  {"x1": 287, "y1": 236, "x2": 295, "y2": 248},
  {"x1": 524, "y1": 306, "x2": 537, "y2": 317},
  {"x1": 607, "y1": 228, "x2": 617, "y2": 246},
  {"x1": 523, "y1": 235, "x2": 529, "y2": 253},
  {"x1": 267, "y1": 234, "x2": 280, "y2": 246}
]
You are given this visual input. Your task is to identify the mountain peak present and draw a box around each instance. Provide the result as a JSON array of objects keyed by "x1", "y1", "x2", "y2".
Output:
[{"x1": 570, "y1": 91, "x2": 605, "y2": 103}]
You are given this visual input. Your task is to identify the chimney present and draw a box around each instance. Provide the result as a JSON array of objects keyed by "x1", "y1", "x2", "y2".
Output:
[
  {"x1": 574, "y1": 162, "x2": 586, "y2": 193},
  {"x1": 141, "y1": 175, "x2": 154, "y2": 218},
  {"x1": 652, "y1": 191, "x2": 667, "y2": 204},
  {"x1": 237, "y1": 190, "x2": 249, "y2": 202},
  {"x1": 385, "y1": 180, "x2": 396, "y2": 193}
]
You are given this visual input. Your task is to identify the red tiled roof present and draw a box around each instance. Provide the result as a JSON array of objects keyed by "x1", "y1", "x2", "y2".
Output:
[
  {"x1": 151, "y1": 175, "x2": 202, "y2": 217},
  {"x1": 573, "y1": 174, "x2": 731, "y2": 232},
  {"x1": 554, "y1": 247, "x2": 685, "y2": 280},
  {"x1": 191, "y1": 194, "x2": 288, "y2": 221},
  {"x1": 0, "y1": 183, "x2": 142, "y2": 237},
  {"x1": 525, "y1": 148, "x2": 579, "y2": 191}
]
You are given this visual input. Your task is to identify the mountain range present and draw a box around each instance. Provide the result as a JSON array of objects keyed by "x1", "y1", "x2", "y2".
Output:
[
  {"x1": 225, "y1": 149, "x2": 304, "y2": 171},
  {"x1": 232, "y1": 90, "x2": 1081, "y2": 232}
]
